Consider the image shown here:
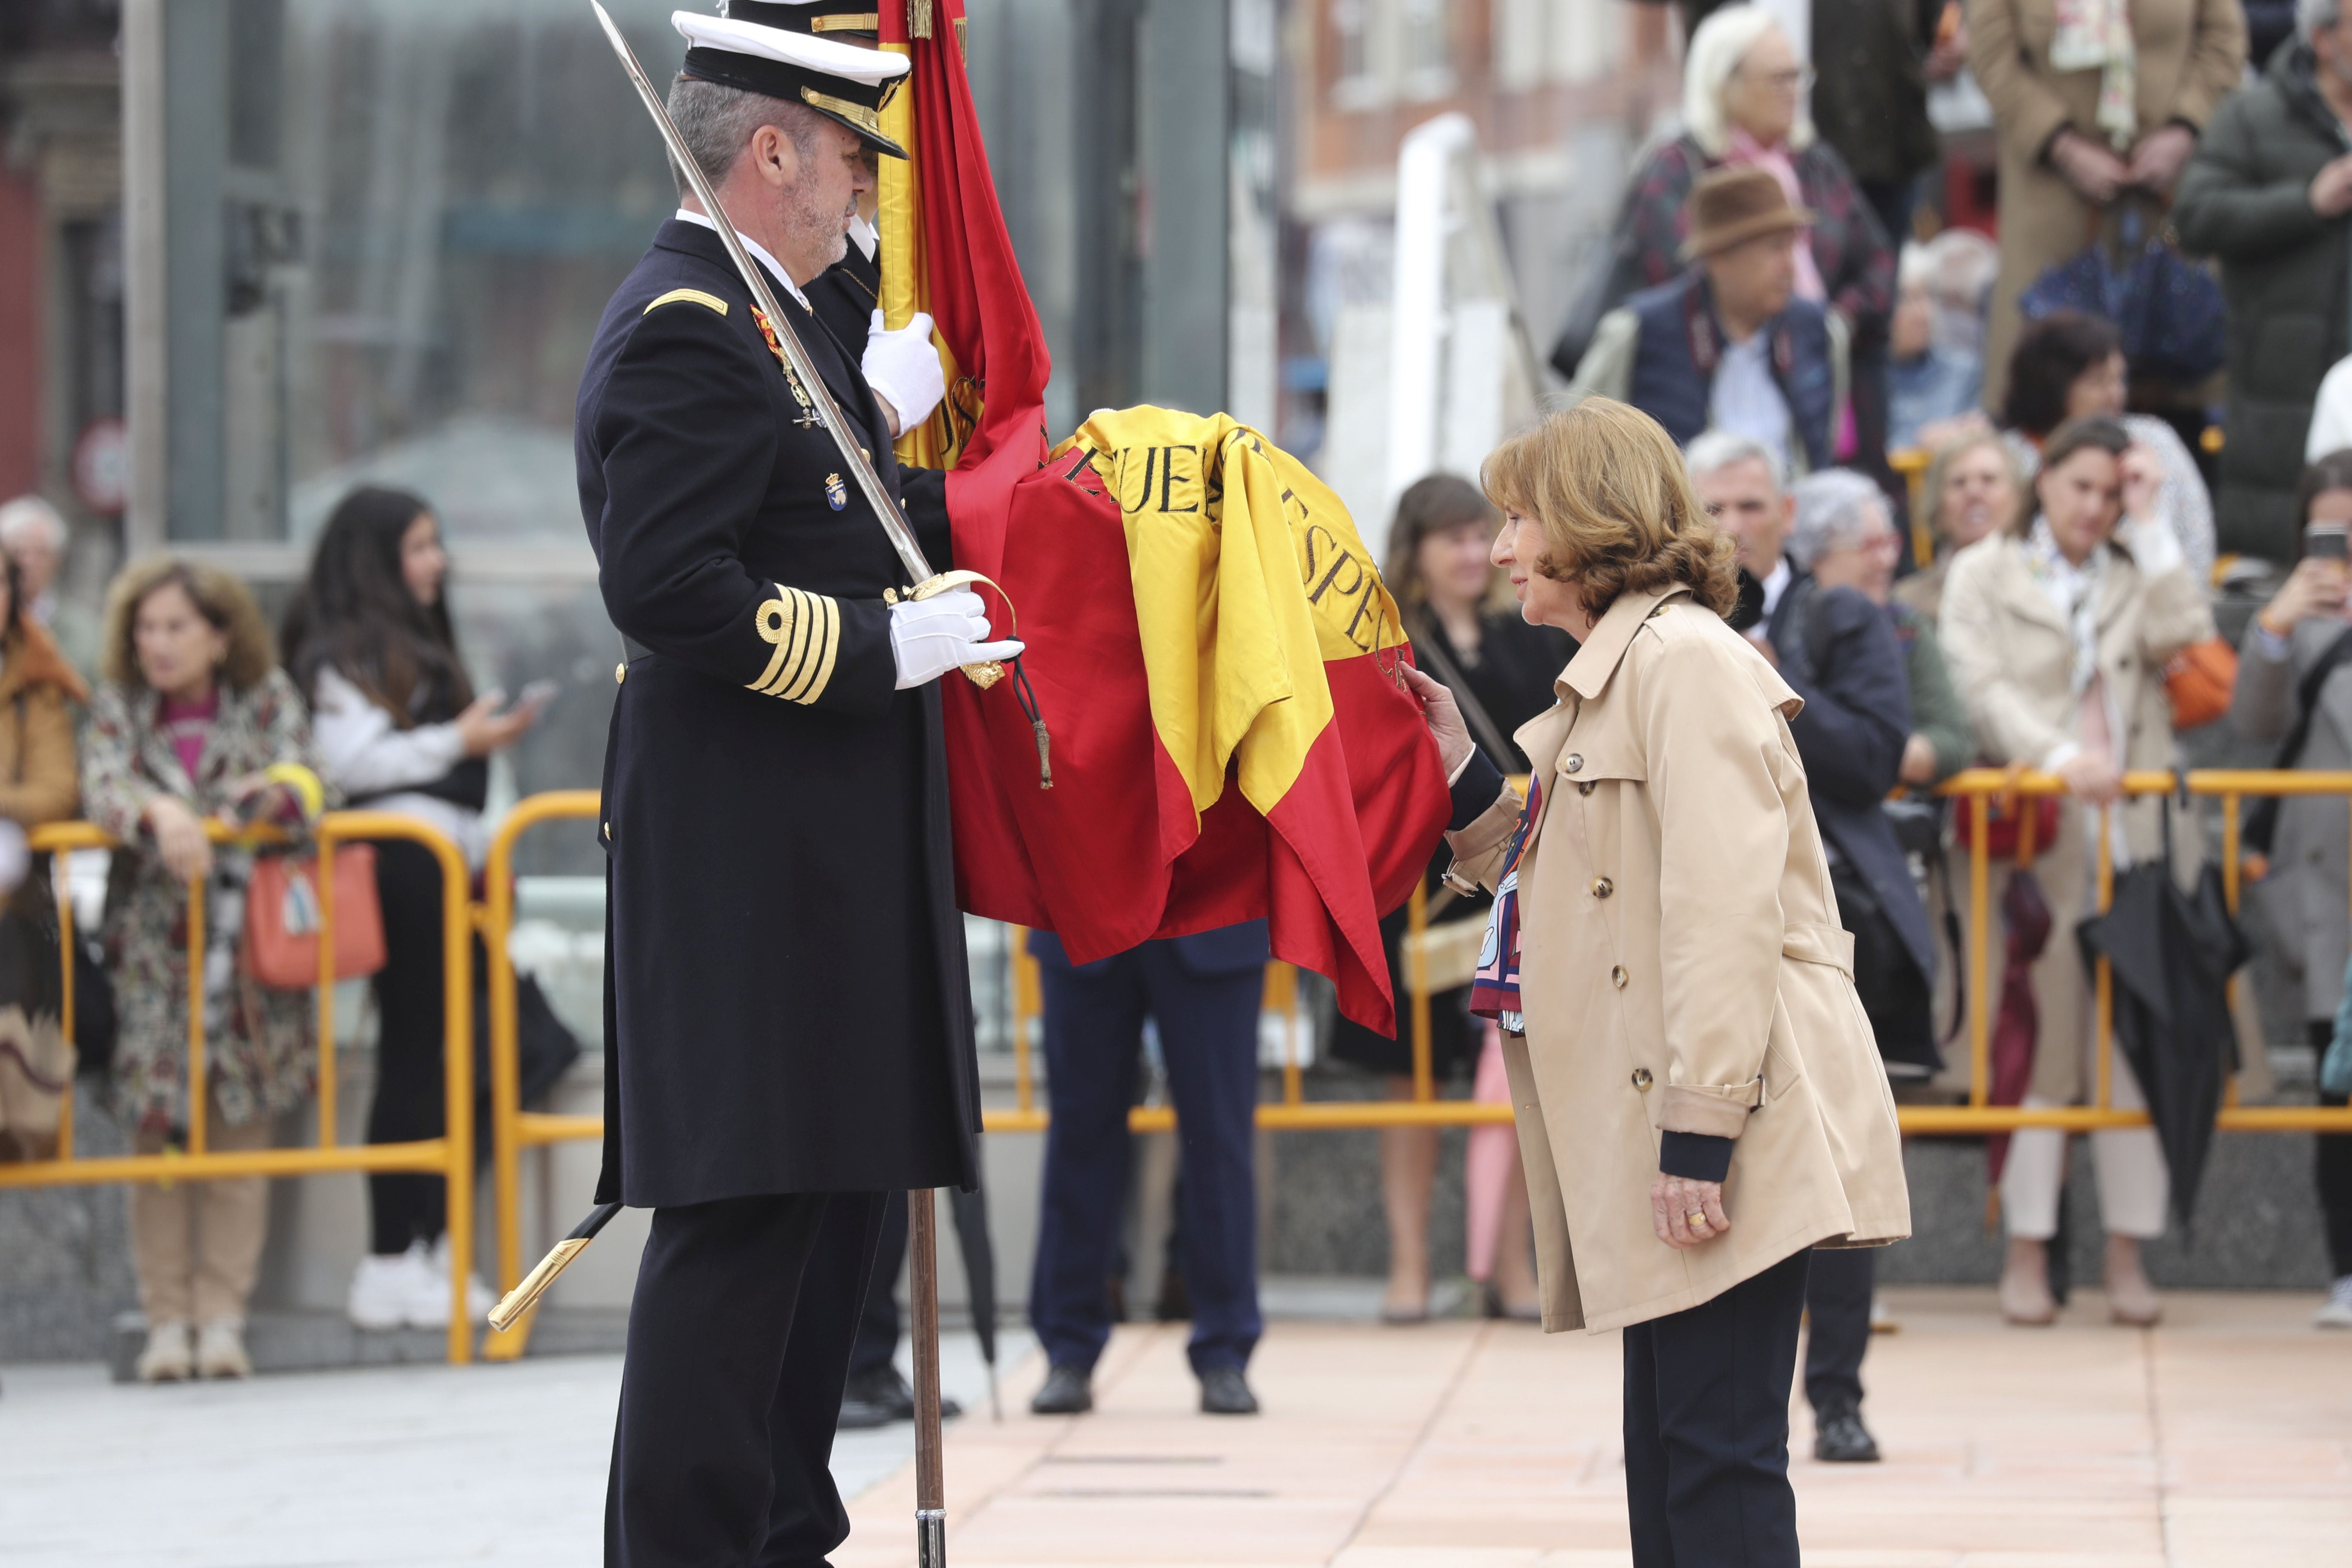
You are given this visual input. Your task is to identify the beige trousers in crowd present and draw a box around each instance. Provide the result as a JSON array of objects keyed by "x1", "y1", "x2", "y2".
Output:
[
  {"x1": 128, "y1": 1090, "x2": 273, "y2": 1325},
  {"x1": 1996, "y1": 800, "x2": 2170, "y2": 1242}
]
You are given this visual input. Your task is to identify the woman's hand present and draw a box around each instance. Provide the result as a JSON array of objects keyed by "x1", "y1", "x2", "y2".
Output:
[
  {"x1": 2118, "y1": 444, "x2": 2165, "y2": 524},
  {"x1": 2049, "y1": 130, "x2": 2130, "y2": 205},
  {"x1": 1900, "y1": 732, "x2": 1940, "y2": 786},
  {"x1": 456, "y1": 689, "x2": 539, "y2": 759},
  {"x1": 2258, "y1": 556, "x2": 2352, "y2": 637},
  {"x1": 2057, "y1": 748, "x2": 2123, "y2": 804},
  {"x1": 2126, "y1": 124, "x2": 2197, "y2": 196},
  {"x1": 145, "y1": 795, "x2": 214, "y2": 884},
  {"x1": 1402, "y1": 665, "x2": 1475, "y2": 778},
  {"x1": 1651, "y1": 1173, "x2": 1732, "y2": 1249}
]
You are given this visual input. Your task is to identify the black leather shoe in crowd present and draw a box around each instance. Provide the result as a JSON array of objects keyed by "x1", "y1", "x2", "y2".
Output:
[
  {"x1": 1813, "y1": 1404, "x2": 1881, "y2": 1463},
  {"x1": 839, "y1": 1365, "x2": 962, "y2": 1430},
  {"x1": 1030, "y1": 1363, "x2": 1094, "y2": 1415},
  {"x1": 1197, "y1": 1366, "x2": 1259, "y2": 1416}
]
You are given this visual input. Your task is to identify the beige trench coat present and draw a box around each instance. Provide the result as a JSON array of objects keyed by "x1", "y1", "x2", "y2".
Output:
[
  {"x1": 1447, "y1": 588, "x2": 1910, "y2": 1335},
  {"x1": 1965, "y1": 0, "x2": 2245, "y2": 410},
  {"x1": 1937, "y1": 530, "x2": 2216, "y2": 1104}
]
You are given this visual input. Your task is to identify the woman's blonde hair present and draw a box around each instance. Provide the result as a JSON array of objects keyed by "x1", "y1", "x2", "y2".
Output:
[
  {"x1": 1921, "y1": 430, "x2": 2019, "y2": 543},
  {"x1": 1479, "y1": 398, "x2": 1740, "y2": 622},
  {"x1": 1682, "y1": 4, "x2": 1816, "y2": 158},
  {"x1": 101, "y1": 555, "x2": 279, "y2": 692}
]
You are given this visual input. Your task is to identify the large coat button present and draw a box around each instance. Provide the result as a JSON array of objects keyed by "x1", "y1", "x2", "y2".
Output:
[
  {"x1": 1564, "y1": 753, "x2": 1584, "y2": 773},
  {"x1": 1577, "y1": 781, "x2": 1596, "y2": 796},
  {"x1": 1591, "y1": 876, "x2": 1614, "y2": 899},
  {"x1": 1632, "y1": 1067, "x2": 1653, "y2": 1090},
  {"x1": 1611, "y1": 965, "x2": 1628, "y2": 989}
]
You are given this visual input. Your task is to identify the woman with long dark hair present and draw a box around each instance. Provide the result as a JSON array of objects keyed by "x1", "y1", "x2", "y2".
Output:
[
  {"x1": 1336, "y1": 475, "x2": 1572, "y2": 1324},
  {"x1": 283, "y1": 486, "x2": 542, "y2": 1330}
]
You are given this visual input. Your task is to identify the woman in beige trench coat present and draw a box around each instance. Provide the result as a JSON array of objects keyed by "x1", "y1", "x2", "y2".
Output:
[
  {"x1": 1408, "y1": 398, "x2": 1908, "y2": 1567},
  {"x1": 1938, "y1": 414, "x2": 2215, "y2": 1326},
  {"x1": 1965, "y1": 0, "x2": 2244, "y2": 411}
]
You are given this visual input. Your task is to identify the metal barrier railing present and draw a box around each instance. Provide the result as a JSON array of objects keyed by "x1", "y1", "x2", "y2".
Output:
[
  {"x1": 476, "y1": 771, "x2": 2352, "y2": 1340},
  {"x1": 0, "y1": 812, "x2": 477, "y2": 1364}
]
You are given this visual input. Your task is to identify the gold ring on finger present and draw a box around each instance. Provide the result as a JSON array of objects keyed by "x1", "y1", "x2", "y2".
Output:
[{"x1": 1686, "y1": 1211, "x2": 1709, "y2": 1226}]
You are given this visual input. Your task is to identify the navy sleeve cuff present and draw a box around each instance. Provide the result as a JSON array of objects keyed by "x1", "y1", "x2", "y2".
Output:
[
  {"x1": 1659, "y1": 1130, "x2": 1734, "y2": 1183},
  {"x1": 1449, "y1": 751, "x2": 1507, "y2": 832}
]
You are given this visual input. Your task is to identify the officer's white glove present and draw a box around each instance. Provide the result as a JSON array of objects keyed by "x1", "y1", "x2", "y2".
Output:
[
  {"x1": 862, "y1": 309, "x2": 947, "y2": 435},
  {"x1": 888, "y1": 587, "x2": 1025, "y2": 689}
]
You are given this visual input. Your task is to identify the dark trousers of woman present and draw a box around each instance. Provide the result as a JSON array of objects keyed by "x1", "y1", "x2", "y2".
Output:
[
  {"x1": 365, "y1": 837, "x2": 457, "y2": 1256},
  {"x1": 1623, "y1": 1246, "x2": 1811, "y2": 1568},
  {"x1": 2305, "y1": 1023, "x2": 2352, "y2": 1279}
]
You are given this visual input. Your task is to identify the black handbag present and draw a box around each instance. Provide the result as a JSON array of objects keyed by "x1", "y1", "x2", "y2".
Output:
[
  {"x1": 471, "y1": 959, "x2": 584, "y2": 1146},
  {"x1": 1827, "y1": 854, "x2": 1942, "y2": 1081}
]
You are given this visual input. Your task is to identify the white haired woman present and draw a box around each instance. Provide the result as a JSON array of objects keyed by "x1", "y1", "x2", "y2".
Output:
[
  {"x1": 1595, "y1": 5, "x2": 1893, "y2": 459},
  {"x1": 0, "y1": 494, "x2": 100, "y2": 678}
]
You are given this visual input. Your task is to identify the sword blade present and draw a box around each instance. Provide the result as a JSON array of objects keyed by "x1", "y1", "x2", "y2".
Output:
[{"x1": 589, "y1": 1, "x2": 936, "y2": 587}]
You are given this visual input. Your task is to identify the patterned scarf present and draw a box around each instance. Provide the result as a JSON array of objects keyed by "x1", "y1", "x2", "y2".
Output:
[
  {"x1": 2049, "y1": 0, "x2": 2138, "y2": 150},
  {"x1": 1722, "y1": 129, "x2": 1827, "y2": 303},
  {"x1": 1469, "y1": 779, "x2": 1543, "y2": 1031}
]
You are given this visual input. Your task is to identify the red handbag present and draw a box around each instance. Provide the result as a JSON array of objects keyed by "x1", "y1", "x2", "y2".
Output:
[
  {"x1": 1950, "y1": 766, "x2": 2061, "y2": 865},
  {"x1": 241, "y1": 845, "x2": 387, "y2": 991}
]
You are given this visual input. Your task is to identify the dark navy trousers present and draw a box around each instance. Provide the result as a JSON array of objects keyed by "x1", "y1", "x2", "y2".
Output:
[
  {"x1": 1622, "y1": 1246, "x2": 1811, "y2": 1568},
  {"x1": 606, "y1": 1190, "x2": 885, "y2": 1568},
  {"x1": 1027, "y1": 926, "x2": 1267, "y2": 1377}
]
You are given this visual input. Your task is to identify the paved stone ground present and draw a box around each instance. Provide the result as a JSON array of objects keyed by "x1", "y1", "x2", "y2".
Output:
[{"x1": 4, "y1": 1291, "x2": 2346, "y2": 1567}]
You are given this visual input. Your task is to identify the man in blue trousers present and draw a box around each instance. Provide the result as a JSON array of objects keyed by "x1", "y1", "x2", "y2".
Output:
[{"x1": 1026, "y1": 922, "x2": 1270, "y2": 1417}]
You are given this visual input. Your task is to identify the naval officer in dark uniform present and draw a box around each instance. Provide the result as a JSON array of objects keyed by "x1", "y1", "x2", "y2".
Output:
[{"x1": 574, "y1": 8, "x2": 1015, "y2": 1564}]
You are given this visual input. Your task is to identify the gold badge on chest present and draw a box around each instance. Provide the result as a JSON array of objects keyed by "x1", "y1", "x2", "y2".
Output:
[{"x1": 825, "y1": 472, "x2": 847, "y2": 511}]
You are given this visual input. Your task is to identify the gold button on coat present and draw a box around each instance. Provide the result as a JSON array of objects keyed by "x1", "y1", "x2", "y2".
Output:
[
  {"x1": 615, "y1": 662, "x2": 627, "y2": 684},
  {"x1": 1564, "y1": 753, "x2": 1584, "y2": 773},
  {"x1": 1632, "y1": 1068, "x2": 1653, "y2": 1090},
  {"x1": 1611, "y1": 965, "x2": 1628, "y2": 989},
  {"x1": 1591, "y1": 876, "x2": 1614, "y2": 899}
]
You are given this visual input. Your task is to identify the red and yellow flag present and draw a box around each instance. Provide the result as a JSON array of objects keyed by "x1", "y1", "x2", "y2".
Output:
[{"x1": 881, "y1": 2, "x2": 1449, "y2": 1033}]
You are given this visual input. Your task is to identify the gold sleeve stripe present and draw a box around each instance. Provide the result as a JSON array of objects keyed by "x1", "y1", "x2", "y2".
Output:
[
  {"x1": 643, "y1": 288, "x2": 729, "y2": 317},
  {"x1": 811, "y1": 14, "x2": 880, "y2": 31},
  {"x1": 780, "y1": 592, "x2": 839, "y2": 704},
  {"x1": 748, "y1": 585, "x2": 842, "y2": 704}
]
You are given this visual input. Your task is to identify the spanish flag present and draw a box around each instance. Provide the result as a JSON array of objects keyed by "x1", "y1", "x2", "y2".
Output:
[{"x1": 880, "y1": 2, "x2": 1449, "y2": 1033}]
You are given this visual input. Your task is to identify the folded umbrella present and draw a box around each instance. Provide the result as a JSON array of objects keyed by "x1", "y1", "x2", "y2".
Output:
[
  {"x1": 2073, "y1": 796, "x2": 2248, "y2": 1231},
  {"x1": 1985, "y1": 863, "x2": 2052, "y2": 1185}
]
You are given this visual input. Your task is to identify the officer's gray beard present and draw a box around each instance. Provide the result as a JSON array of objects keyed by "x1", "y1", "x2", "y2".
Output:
[{"x1": 779, "y1": 180, "x2": 851, "y2": 275}]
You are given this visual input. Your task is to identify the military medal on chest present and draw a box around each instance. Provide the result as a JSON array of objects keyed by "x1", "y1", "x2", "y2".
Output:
[{"x1": 825, "y1": 472, "x2": 847, "y2": 510}]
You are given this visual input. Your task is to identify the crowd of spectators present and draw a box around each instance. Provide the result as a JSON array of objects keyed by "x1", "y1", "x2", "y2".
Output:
[{"x1": 18, "y1": 0, "x2": 2352, "y2": 1421}]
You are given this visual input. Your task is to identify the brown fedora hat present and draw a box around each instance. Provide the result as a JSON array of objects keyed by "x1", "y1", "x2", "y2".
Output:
[{"x1": 1680, "y1": 165, "x2": 1815, "y2": 263}]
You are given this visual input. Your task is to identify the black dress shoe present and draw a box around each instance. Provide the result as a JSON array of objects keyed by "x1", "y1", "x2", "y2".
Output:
[
  {"x1": 838, "y1": 1364, "x2": 963, "y2": 1430},
  {"x1": 1197, "y1": 1365, "x2": 1259, "y2": 1416},
  {"x1": 1813, "y1": 1404, "x2": 1881, "y2": 1463},
  {"x1": 1030, "y1": 1363, "x2": 1093, "y2": 1415}
]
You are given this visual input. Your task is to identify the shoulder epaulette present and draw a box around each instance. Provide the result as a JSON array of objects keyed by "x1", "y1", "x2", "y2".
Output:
[{"x1": 643, "y1": 288, "x2": 729, "y2": 318}]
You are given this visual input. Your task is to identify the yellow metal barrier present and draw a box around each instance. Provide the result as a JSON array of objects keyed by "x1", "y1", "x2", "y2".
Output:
[
  {"x1": 0, "y1": 812, "x2": 478, "y2": 1364},
  {"x1": 476, "y1": 771, "x2": 2352, "y2": 1343}
]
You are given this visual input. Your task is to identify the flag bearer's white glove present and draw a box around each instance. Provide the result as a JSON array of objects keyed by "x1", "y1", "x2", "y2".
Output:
[
  {"x1": 888, "y1": 587, "x2": 1024, "y2": 689},
  {"x1": 862, "y1": 309, "x2": 947, "y2": 435}
]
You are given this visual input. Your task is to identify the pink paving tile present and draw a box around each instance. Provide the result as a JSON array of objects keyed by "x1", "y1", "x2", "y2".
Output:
[{"x1": 836, "y1": 1291, "x2": 2352, "y2": 1567}]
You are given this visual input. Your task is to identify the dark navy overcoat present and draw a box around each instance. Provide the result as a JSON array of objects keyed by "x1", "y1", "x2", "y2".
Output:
[{"x1": 576, "y1": 217, "x2": 978, "y2": 1207}]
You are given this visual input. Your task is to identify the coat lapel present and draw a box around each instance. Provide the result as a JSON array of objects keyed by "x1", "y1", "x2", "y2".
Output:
[{"x1": 1991, "y1": 539, "x2": 2070, "y2": 635}]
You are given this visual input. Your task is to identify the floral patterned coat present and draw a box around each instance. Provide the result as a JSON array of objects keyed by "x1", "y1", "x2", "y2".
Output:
[
  {"x1": 82, "y1": 669, "x2": 327, "y2": 1134},
  {"x1": 1602, "y1": 135, "x2": 1895, "y2": 343}
]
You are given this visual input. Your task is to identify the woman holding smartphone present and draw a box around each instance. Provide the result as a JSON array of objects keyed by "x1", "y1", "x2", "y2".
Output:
[
  {"x1": 283, "y1": 487, "x2": 545, "y2": 1330},
  {"x1": 2229, "y1": 448, "x2": 2352, "y2": 1332}
]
